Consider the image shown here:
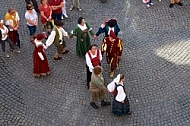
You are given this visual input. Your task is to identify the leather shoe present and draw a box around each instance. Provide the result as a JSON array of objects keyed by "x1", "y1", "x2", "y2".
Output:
[
  {"x1": 62, "y1": 50, "x2": 69, "y2": 55},
  {"x1": 90, "y1": 102, "x2": 98, "y2": 109},
  {"x1": 101, "y1": 100, "x2": 111, "y2": 106},
  {"x1": 169, "y1": 3, "x2": 174, "y2": 8},
  {"x1": 177, "y1": 2, "x2": 182, "y2": 6},
  {"x1": 127, "y1": 111, "x2": 133, "y2": 115},
  {"x1": 54, "y1": 57, "x2": 62, "y2": 60}
]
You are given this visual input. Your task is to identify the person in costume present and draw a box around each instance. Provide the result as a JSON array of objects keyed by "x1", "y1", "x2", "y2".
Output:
[
  {"x1": 89, "y1": 66, "x2": 111, "y2": 109},
  {"x1": 0, "y1": 20, "x2": 20, "y2": 58},
  {"x1": 39, "y1": 0, "x2": 52, "y2": 36},
  {"x1": 169, "y1": 0, "x2": 182, "y2": 8},
  {"x1": 101, "y1": 30, "x2": 123, "y2": 77},
  {"x1": 70, "y1": 17, "x2": 95, "y2": 57},
  {"x1": 33, "y1": 33, "x2": 50, "y2": 77},
  {"x1": 46, "y1": 20, "x2": 70, "y2": 60},
  {"x1": 4, "y1": 8, "x2": 21, "y2": 49},
  {"x1": 85, "y1": 44, "x2": 102, "y2": 89},
  {"x1": 95, "y1": 18, "x2": 120, "y2": 38},
  {"x1": 107, "y1": 74, "x2": 132, "y2": 116},
  {"x1": 25, "y1": 4, "x2": 38, "y2": 42}
]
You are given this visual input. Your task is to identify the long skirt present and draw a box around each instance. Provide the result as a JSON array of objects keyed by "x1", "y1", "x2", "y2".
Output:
[
  {"x1": 33, "y1": 47, "x2": 50, "y2": 77},
  {"x1": 112, "y1": 96, "x2": 130, "y2": 116}
]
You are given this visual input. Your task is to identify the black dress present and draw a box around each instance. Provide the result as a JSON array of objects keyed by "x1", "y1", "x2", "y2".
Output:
[{"x1": 112, "y1": 84, "x2": 130, "y2": 116}]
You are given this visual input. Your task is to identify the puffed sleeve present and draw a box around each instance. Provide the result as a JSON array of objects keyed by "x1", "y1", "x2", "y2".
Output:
[{"x1": 115, "y1": 86, "x2": 126, "y2": 102}]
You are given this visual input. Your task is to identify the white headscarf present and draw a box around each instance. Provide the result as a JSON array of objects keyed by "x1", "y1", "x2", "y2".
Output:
[
  {"x1": 107, "y1": 74, "x2": 121, "y2": 92},
  {"x1": 0, "y1": 20, "x2": 3, "y2": 24}
]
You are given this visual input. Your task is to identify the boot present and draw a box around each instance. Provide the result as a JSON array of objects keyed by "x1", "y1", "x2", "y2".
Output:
[
  {"x1": 176, "y1": 2, "x2": 182, "y2": 6},
  {"x1": 110, "y1": 71, "x2": 114, "y2": 77},
  {"x1": 169, "y1": 3, "x2": 174, "y2": 8},
  {"x1": 101, "y1": 100, "x2": 111, "y2": 106},
  {"x1": 90, "y1": 102, "x2": 98, "y2": 109}
]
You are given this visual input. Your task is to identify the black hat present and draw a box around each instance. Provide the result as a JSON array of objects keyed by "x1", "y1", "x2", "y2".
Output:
[
  {"x1": 107, "y1": 19, "x2": 117, "y2": 27},
  {"x1": 54, "y1": 20, "x2": 64, "y2": 26}
]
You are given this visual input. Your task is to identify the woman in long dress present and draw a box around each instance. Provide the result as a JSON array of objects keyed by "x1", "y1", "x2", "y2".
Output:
[
  {"x1": 33, "y1": 33, "x2": 50, "y2": 77},
  {"x1": 70, "y1": 17, "x2": 95, "y2": 57},
  {"x1": 107, "y1": 74, "x2": 132, "y2": 116}
]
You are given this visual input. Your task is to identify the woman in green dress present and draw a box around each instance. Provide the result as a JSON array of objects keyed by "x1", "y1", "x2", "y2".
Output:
[{"x1": 70, "y1": 17, "x2": 95, "y2": 56}]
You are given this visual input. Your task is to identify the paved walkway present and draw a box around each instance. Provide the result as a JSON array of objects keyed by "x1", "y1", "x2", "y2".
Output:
[{"x1": 0, "y1": 0, "x2": 190, "y2": 125}]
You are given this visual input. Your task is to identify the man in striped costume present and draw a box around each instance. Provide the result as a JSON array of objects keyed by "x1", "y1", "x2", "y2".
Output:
[{"x1": 101, "y1": 30, "x2": 123, "y2": 77}]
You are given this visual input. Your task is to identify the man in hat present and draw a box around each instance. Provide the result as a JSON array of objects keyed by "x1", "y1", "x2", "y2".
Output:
[
  {"x1": 94, "y1": 18, "x2": 120, "y2": 39},
  {"x1": 46, "y1": 20, "x2": 70, "y2": 60},
  {"x1": 101, "y1": 30, "x2": 123, "y2": 77},
  {"x1": 169, "y1": 0, "x2": 182, "y2": 8}
]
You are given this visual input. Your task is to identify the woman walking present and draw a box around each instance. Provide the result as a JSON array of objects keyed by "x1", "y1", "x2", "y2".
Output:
[{"x1": 107, "y1": 74, "x2": 132, "y2": 116}]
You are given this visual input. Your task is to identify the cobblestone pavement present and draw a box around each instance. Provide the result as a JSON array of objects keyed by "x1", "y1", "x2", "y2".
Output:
[{"x1": 0, "y1": 0, "x2": 190, "y2": 126}]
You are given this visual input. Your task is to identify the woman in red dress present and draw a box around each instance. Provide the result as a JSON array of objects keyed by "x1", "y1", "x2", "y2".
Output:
[{"x1": 33, "y1": 33, "x2": 50, "y2": 77}]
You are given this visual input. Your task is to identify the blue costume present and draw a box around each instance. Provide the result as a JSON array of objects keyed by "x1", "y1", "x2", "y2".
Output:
[{"x1": 95, "y1": 19, "x2": 120, "y2": 37}]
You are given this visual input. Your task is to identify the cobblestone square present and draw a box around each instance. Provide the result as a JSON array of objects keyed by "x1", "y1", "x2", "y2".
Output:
[{"x1": 0, "y1": 0, "x2": 190, "y2": 125}]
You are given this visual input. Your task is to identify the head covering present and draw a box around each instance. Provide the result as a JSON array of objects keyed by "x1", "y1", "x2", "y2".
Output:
[
  {"x1": 54, "y1": 20, "x2": 64, "y2": 26},
  {"x1": 107, "y1": 18, "x2": 117, "y2": 27},
  {"x1": 109, "y1": 30, "x2": 117, "y2": 39},
  {"x1": 107, "y1": 74, "x2": 121, "y2": 92},
  {"x1": 0, "y1": 20, "x2": 3, "y2": 24},
  {"x1": 36, "y1": 33, "x2": 45, "y2": 40},
  {"x1": 114, "y1": 74, "x2": 121, "y2": 83}
]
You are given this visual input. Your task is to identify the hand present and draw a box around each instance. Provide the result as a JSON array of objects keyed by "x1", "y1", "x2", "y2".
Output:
[
  {"x1": 107, "y1": 89, "x2": 110, "y2": 93},
  {"x1": 13, "y1": 27, "x2": 18, "y2": 31},
  {"x1": 44, "y1": 46, "x2": 48, "y2": 49},
  {"x1": 93, "y1": 35, "x2": 97, "y2": 39},
  {"x1": 3, "y1": 33, "x2": 7, "y2": 37},
  {"x1": 34, "y1": 22, "x2": 38, "y2": 26},
  {"x1": 121, "y1": 101, "x2": 124, "y2": 103},
  {"x1": 67, "y1": 36, "x2": 70, "y2": 40},
  {"x1": 118, "y1": 56, "x2": 121, "y2": 60}
]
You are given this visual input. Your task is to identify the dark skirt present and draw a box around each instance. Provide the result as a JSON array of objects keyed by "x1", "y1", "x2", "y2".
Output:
[{"x1": 112, "y1": 96, "x2": 130, "y2": 116}]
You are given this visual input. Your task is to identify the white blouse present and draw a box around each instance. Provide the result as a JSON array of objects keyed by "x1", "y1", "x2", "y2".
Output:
[
  {"x1": 0, "y1": 25, "x2": 9, "y2": 40},
  {"x1": 85, "y1": 50, "x2": 102, "y2": 72},
  {"x1": 46, "y1": 27, "x2": 68, "y2": 47},
  {"x1": 115, "y1": 83, "x2": 126, "y2": 102},
  {"x1": 25, "y1": 9, "x2": 37, "y2": 26}
]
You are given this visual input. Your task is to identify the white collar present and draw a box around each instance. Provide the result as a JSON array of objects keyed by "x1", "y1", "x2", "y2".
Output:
[
  {"x1": 34, "y1": 39, "x2": 43, "y2": 46},
  {"x1": 78, "y1": 24, "x2": 87, "y2": 31}
]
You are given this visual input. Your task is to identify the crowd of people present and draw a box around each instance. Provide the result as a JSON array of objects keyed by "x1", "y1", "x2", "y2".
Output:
[{"x1": 0, "y1": 0, "x2": 134, "y2": 116}]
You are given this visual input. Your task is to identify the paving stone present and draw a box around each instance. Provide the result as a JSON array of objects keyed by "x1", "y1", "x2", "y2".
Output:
[{"x1": 0, "y1": 0, "x2": 190, "y2": 126}]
